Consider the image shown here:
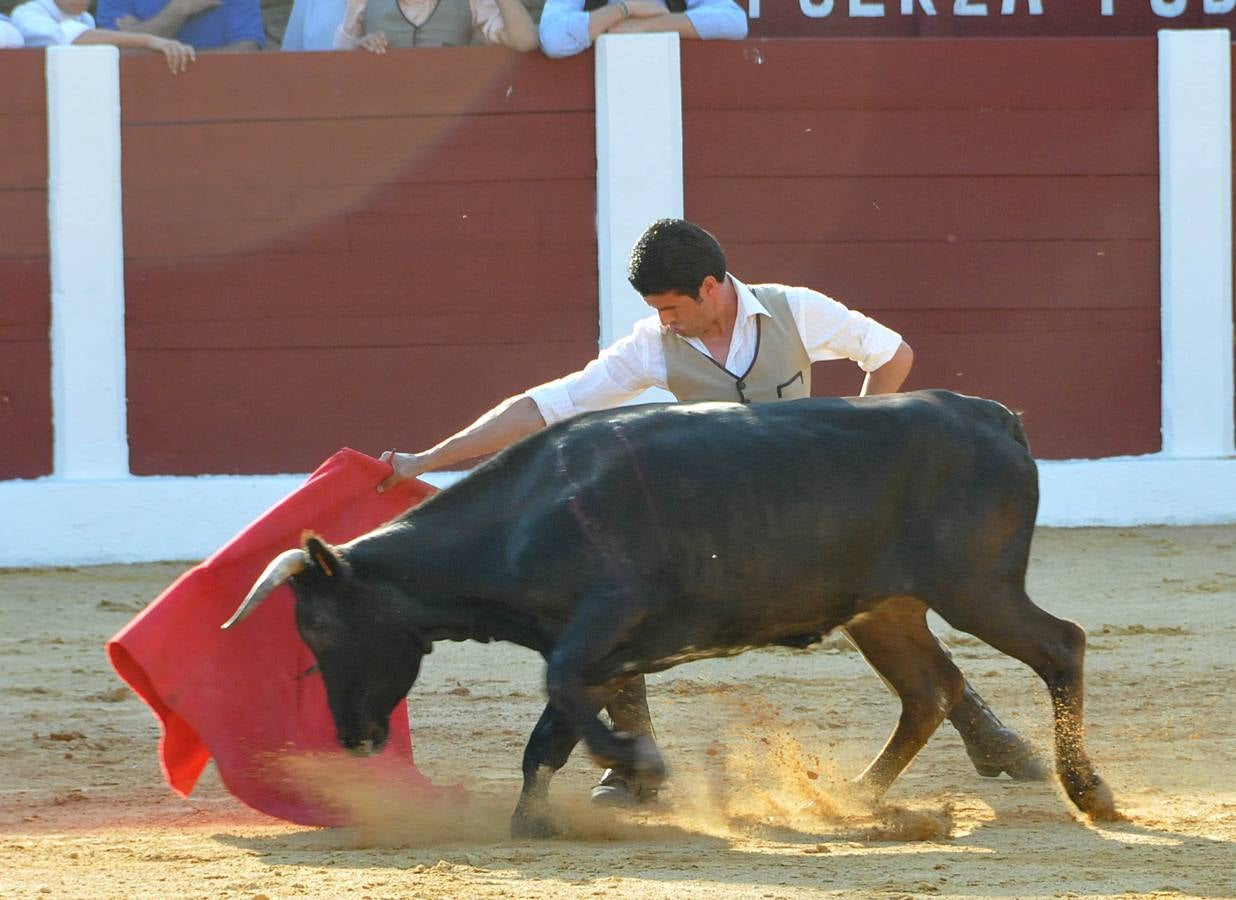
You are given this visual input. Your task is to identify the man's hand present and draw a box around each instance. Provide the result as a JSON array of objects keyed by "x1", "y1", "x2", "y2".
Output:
[
  {"x1": 377, "y1": 450, "x2": 430, "y2": 492},
  {"x1": 149, "y1": 35, "x2": 196, "y2": 72},
  {"x1": 358, "y1": 30, "x2": 388, "y2": 53}
]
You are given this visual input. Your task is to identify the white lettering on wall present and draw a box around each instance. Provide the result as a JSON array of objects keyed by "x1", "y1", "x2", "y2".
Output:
[
  {"x1": 799, "y1": 0, "x2": 835, "y2": 16},
  {"x1": 1151, "y1": 0, "x2": 1187, "y2": 15},
  {"x1": 901, "y1": 0, "x2": 937, "y2": 11},
  {"x1": 1204, "y1": 0, "x2": 1236, "y2": 13},
  {"x1": 851, "y1": 0, "x2": 885, "y2": 15},
  {"x1": 1101, "y1": 0, "x2": 1115, "y2": 13},
  {"x1": 1001, "y1": 0, "x2": 1043, "y2": 11},
  {"x1": 955, "y1": 0, "x2": 988, "y2": 14}
]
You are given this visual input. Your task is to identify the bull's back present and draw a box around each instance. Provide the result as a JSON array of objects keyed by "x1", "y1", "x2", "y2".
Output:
[{"x1": 423, "y1": 391, "x2": 1037, "y2": 651}]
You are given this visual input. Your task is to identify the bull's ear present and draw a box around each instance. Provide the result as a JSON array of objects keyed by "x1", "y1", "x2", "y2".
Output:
[{"x1": 301, "y1": 532, "x2": 342, "y2": 579}]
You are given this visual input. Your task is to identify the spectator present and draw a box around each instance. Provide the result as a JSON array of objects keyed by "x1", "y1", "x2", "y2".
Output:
[
  {"x1": 334, "y1": 0, "x2": 537, "y2": 52},
  {"x1": 539, "y1": 0, "x2": 745, "y2": 58},
  {"x1": 98, "y1": 0, "x2": 265, "y2": 51},
  {"x1": 1, "y1": 11, "x2": 24, "y2": 44},
  {"x1": 280, "y1": 0, "x2": 342, "y2": 49},
  {"x1": 261, "y1": 0, "x2": 293, "y2": 47},
  {"x1": 11, "y1": 0, "x2": 196, "y2": 70}
]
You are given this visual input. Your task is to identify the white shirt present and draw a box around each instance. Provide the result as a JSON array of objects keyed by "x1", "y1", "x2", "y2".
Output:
[
  {"x1": 11, "y1": 0, "x2": 93, "y2": 46},
  {"x1": 538, "y1": 0, "x2": 747, "y2": 59},
  {"x1": 527, "y1": 275, "x2": 904, "y2": 425},
  {"x1": 281, "y1": 0, "x2": 346, "y2": 50},
  {"x1": 1, "y1": 14, "x2": 25, "y2": 47}
]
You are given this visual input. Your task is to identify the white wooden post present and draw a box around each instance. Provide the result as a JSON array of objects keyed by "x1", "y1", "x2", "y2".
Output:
[
  {"x1": 47, "y1": 45, "x2": 130, "y2": 479},
  {"x1": 1158, "y1": 29, "x2": 1235, "y2": 458},
  {"x1": 595, "y1": 33, "x2": 684, "y2": 354}
]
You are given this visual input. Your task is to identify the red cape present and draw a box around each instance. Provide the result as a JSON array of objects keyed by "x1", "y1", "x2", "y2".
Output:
[{"x1": 107, "y1": 449, "x2": 447, "y2": 825}]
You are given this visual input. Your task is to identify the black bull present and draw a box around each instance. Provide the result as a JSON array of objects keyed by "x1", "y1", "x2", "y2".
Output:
[{"x1": 223, "y1": 390, "x2": 1117, "y2": 835}]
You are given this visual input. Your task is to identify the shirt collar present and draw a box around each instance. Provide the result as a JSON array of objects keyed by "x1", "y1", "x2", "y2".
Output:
[{"x1": 729, "y1": 274, "x2": 770, "y2": 322}]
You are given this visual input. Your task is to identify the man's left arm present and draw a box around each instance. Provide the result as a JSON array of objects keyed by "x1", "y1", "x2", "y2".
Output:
[
  {"x1": 860, "y1": 340, "x2": 913, "y2": 396},
  {"x1": 608, "y1": 0, "x2": 745, "y2": 39}
]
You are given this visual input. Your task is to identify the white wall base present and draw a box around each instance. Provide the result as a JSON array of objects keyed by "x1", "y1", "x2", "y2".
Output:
[
  {"x1": 2, "y1": 459, "x2": 1231, "y2": 568},
  {"x1": 1038, "y1": 456, "x2": 1236, "y2": 526}
]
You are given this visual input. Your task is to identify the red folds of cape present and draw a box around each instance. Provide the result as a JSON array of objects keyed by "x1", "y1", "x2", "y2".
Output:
[{"x1": 107, "y1": 449, "x2": 446, "y2": 825}]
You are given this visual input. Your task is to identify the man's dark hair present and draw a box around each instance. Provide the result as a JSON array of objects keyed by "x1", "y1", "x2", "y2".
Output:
[{"x1": 627, "y1": 218, "x2": 727, "y2": 298}]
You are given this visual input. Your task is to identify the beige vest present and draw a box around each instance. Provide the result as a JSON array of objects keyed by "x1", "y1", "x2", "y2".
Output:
[
  {"x1": 365, "y1": 0, "x2": 476, "y2": 48},
  {"x1": 662, "y1": 284, "x2": 812, "y2": 404}
]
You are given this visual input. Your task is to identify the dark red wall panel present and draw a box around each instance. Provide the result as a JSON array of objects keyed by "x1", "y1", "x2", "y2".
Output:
[
  {"x1": 120, "y1": 50, "x2": 597, "y2": 475},
  {"x1": 0, "y1": 53, "x2": 51, "y2": 480},
  {"x1": 684, "y1": 39, "x2": 1160, "y2": 459}
]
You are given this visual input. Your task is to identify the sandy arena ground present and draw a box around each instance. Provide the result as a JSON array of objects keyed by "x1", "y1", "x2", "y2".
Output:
[{"x1": 1, "y1": 526, "x2": 1234, "y2": 898}]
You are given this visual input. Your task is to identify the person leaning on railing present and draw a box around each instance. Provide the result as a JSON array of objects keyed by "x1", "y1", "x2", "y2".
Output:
[
  {"x1": 538, "y1": 0, "x2": 746, "y2": 59},
  {"x1": 332, "y1": 0, "x2": 538, "y2": 53},
  {"x1": 96, "y1": 0, "x2": 265, "y2": 51},
  {"x1": 1, "y1": 11, "x2": 24, "y2": 45},
  {"x1": 10, "y1": 0, "x2": 196, "y2": 70}
]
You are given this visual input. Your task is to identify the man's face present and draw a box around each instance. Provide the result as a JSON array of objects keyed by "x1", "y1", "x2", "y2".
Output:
[
  {"x1": 644, "y1": 290, "x2": 707, "y2": 337},
  {"x1": 643, "y1": 276, "x2": 721, "y2": 338}
]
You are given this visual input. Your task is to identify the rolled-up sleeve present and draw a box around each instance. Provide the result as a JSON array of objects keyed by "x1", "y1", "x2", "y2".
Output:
[
  {"x1": 537, "y1": 0, "x2": 590, "y2": 58},
  {"x1": 788, "y1": 285, "x2": 903, "y2": 373},
  {"x1": 1, "y1": 15, "x2": 25, "y2": 46},
  {"x1": 93, "y1": 0, "x2": 131, "y2": 31},
  {"x1": 524, "y1": 320, "x2": 663, "y2": 425},
  {"x1": 684, "y1": 0, "x2": 746, "y2": 40},
  {"x1": 11, "y1": 3, "x2": 92, "y2": 46}
]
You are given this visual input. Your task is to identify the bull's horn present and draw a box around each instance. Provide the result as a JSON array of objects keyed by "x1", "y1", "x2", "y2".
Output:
[{"x1": 220, "y1": 548, "x2": 308, "y2": 630}]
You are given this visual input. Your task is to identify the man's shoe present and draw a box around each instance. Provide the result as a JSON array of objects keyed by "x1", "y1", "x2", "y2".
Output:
[
  {"x1": 589, "y1": 769, "x2": 658, "y2": 807},
  {"x1": 965, "y1": 726, "x2": 1051, "y2": 781}
]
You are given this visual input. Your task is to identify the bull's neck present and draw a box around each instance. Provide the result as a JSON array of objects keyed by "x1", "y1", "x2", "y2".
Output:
[{"x1": 349, "y1": 513, "x2": 553, "y2": 656}]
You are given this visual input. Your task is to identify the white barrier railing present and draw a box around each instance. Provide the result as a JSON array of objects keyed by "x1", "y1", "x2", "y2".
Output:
[{"x1": 0, "y1": 32, "x2": 1232, "y2": 567}]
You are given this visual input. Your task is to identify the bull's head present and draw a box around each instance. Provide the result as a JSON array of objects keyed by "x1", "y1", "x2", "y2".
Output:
[{"x1": 222, "y1": 534, "x2": 428, "y2": 757}]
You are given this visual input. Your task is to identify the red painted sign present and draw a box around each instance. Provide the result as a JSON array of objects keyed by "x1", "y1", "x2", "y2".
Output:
[{"x1": 746, "y1": 0, "x2": 1236, "y2": 37}]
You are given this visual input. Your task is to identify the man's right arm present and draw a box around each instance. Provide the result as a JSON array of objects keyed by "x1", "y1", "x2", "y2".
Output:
[
  {"x1": 378, "y1": 323, "x2": 662, "y2": 491},
  {"x1": 104, "y1": 0, "x2": 220, "y2": 37},
  {"x1": 378, "y1": 395, "x2": 547, "y2": 492}
]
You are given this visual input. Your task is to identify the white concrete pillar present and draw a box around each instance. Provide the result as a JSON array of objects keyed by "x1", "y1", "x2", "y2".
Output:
[
  {"x1": 595, "y1": 33, "x2": 684, "y2": 352},
  {"x1": 1158, "y1": 30, "x2": 1235, "y2": 459},
  {"x1": 47, "y1": 46, "x2": 130, "y2": 479}
]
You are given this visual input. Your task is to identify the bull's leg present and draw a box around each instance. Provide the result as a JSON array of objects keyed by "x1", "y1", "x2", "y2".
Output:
[
  {"x1": 938, "y1": 638, "x2": 1051, "y2": 781},
  {"x1": 510, "y1": 703, "x2": 581, "y2": 839},
  {"x1": 843, "y1": 596, "x2": 966, "y2": 798},
  {"x1": 544, "y1": 597, "x2": 667, "y2": 795},
  {"x1": 592, "y1": 675, "x2": 659, "y2": 806},
  {"x1": 935, "y1": 587, "x2": 1119, "y2": 821}
]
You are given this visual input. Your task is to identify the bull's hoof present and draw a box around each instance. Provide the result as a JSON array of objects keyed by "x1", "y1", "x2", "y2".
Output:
[
  {"x1": 631, "y1": 735, "x2": 668, "y2": 784},
  {"x1": 510, "y1": 810, "x2": 562, "y2": 840},
  {"x1": 589, "y1": 769, "x2": 659, "y2": 807},
  {"x1": 1067, "y1": 774, "x2": 1122, "y2": 822},
  {"x1": 965, "y1": 727, "x2": 1050, "y2": 782}
]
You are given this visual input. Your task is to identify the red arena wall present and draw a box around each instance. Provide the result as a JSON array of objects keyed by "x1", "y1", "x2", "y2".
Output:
[
  {"x1": 1, "y1": 38, "x2": 1186, "y2": 475},
  {"x1": 683, "y1": 39, "x2": 1162, "y2": 459},
  {"x1": 0, "y1": 53, "x2": 51, "y2": 481},
  {"x1": 119, "y1": 50, "x2": 597, "y2": 475}
]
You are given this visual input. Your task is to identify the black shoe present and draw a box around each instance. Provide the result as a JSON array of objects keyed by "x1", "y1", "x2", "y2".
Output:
[
  {"x1": 589, "y1": 769, "x2": 659, "y2": 807},
  {"x1": 965, "y1": 727, "x2": 1051, "y2": 781}
]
